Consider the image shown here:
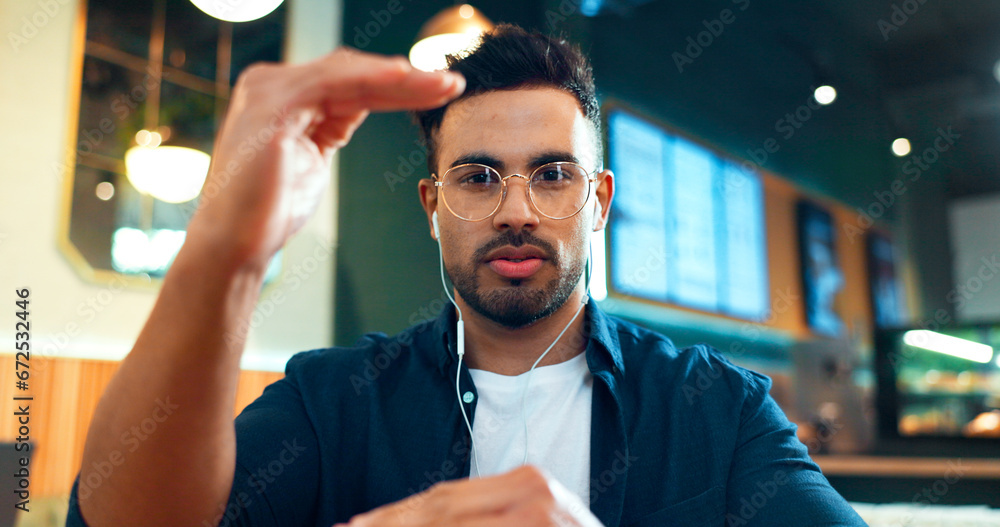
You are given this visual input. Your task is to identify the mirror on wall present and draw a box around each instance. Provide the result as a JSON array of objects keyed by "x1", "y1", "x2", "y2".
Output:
[{"x1": 61, "y1": 0, "x2": 286, "y2": 283}]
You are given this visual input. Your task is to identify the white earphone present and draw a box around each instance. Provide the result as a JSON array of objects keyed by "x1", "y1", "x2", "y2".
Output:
[
  {"x1": 433, "y1": 207, "x2": 592, "y2": 478},
  {"x1": 433, "y1": 209, "x2": 477, "y2": 475}
]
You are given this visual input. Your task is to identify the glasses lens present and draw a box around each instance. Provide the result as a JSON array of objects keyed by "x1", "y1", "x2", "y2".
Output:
[
  {"x1": 441, "y1": 165, "x2": 502, "y2": 221},
  {"x1": 530, "y1": 163, "x2": 591, "y2": 219}
]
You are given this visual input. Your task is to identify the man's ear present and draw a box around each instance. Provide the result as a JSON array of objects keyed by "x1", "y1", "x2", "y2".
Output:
[
  {"x1": 418, "y1": 178, "x2": 439, "y2": 240},
  {"x1": 592, "y1": 169, "x2": 614, "y2": 231}
]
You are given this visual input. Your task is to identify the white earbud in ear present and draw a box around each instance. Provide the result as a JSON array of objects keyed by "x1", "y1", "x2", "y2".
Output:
[
  {"x1": 432, "y1": 211, "x2": 440, "y2": 240},
  {"x1": 593, "y1": 201, "x2": 604, "y2": 231}
]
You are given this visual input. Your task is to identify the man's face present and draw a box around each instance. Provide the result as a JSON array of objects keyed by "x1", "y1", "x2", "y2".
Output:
[{"x1": 419, "y1": 87, "x2": 612, "y2": 329}]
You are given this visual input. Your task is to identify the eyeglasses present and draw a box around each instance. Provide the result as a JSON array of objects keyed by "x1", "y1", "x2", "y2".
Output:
[{"x1": 433, "y1": 162, "x2": 598, "y2": 222}]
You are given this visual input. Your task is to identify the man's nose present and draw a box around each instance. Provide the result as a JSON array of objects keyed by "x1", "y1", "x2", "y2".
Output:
[{"x1": 492, "y1": 175, "x2": 540, "y2": 233}]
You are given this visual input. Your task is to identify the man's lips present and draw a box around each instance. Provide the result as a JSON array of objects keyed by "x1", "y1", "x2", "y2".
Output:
[
  {"x1": 484, "y1": 246, "x2": 547, "y2": 279},
  {"x1": 488, "y1": 258, "x2": 545, "y2": 279}
]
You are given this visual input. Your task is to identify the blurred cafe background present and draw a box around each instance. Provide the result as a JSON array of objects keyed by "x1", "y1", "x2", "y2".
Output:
[{"x1": 1, "y1": 0, "x2": 999, "y2": 525}]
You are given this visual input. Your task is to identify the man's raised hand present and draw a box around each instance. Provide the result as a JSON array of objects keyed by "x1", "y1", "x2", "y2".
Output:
[{"x1": 185, "y1": 47, "x2": 465, "y2": 271}]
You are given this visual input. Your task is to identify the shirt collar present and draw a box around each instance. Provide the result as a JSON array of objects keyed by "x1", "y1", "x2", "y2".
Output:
[{"x1": 431, "y1": 297, "x2": 624, "y2": 378}]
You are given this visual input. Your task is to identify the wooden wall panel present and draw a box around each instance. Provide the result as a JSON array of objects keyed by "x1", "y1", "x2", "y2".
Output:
[
  {"x1": 234, "y1": 369, "x2": 285, "y2": 417},
  {"x1": 759, "y1": 171, "x2": 877, "y2": 343},
  {"x1": 761, "y1": 172, "x2": 811, "y2": 337},
  {"x1": 831, "y1": 206, "x2": 876, "y2": 352},
  {"x1": 0, "y1": 355, "x2": 283, "y2": 498}
]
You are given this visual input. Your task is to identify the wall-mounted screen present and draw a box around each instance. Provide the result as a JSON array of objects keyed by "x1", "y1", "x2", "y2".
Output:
[
  {"x1": 867, "y1": 230, "x2": 908, "y2": 329},
  {"x1": 797, "y1": 200, "x2": 845, "y2": 337},
  {"x1": 606, "y1": 107, "x2": 769, "y2": 321}
]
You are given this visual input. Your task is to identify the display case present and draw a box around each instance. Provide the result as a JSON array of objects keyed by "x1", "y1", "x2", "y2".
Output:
[{"x1": 876, "y1": 325, "x2": 1000, "y2": 443}]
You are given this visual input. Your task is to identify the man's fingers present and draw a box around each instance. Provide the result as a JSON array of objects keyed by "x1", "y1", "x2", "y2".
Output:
[
  {"x1": 288, "y1": 48, "x2": 465, "y2": 115},
  {"x1": 313, "y1": 66, "x2": 464, "y2": 115},
  {"x1": 362, "y1": 69, "x2": 465, "y2": 111},
  {"x1": 445, "y1": 466, "x2": 602, "y2": 526},
  {"x1": 309, "y1": 108, "x2": 369, "y2": 151},
  {"x1": 332, "y1": 466, "x2": 599, "y2": 527},
  {"x1": 424, "y1": 466, "x2": 560, "y2": 518}
]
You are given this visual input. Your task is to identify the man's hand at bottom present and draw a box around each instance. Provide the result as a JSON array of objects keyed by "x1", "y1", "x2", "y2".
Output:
[{"x1": 333, "y1": 465, "x2": 605, "y2": 527}]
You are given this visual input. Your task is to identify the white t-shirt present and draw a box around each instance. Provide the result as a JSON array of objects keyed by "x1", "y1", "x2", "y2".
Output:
[{"x1": 468, "y1": 350, "x2": 593, "y2": 505}]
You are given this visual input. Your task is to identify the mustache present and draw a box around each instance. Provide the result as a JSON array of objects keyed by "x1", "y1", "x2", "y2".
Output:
[{"x1": 473, "y1": 230, "x2": 559, "y2": 264}]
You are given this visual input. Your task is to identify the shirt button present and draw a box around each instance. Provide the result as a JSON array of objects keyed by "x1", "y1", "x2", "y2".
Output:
[{"x1": 462, "y1": 391, "x2": 475, "y2": 403}]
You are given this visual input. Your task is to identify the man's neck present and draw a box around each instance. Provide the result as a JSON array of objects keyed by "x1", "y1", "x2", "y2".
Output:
[{"x1": 456, "y1": 288, "x2": 590, "y2": 376}]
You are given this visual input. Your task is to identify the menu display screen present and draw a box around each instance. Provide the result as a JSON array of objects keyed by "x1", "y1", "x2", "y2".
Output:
[{"x1": 607, "y1": 108, "x2": 769, "y2": 321}]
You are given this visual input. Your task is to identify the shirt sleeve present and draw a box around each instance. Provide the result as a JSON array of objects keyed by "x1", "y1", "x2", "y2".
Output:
[
  {"x1": 222, "y1": 359, "x2": 323, "y2": 527},
  {"x1": 725, "y1": 368, "x2": 868, "y2": 526},
  {"x1": 64, "y1": 477, "x2": 88, "y2": 527}
]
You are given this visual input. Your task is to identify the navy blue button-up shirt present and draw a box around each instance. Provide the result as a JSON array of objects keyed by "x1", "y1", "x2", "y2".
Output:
[{"x1": 67, "y1": 299, "x2": 866, "y2": 526}]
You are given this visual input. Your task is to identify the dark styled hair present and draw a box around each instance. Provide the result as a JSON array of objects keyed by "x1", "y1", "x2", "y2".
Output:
[{"x1": 412, "y1": 23, "x2": 602, "y2": 176}]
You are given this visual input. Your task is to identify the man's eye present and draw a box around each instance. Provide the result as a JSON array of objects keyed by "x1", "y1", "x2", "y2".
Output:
[
  {"x1": 534, "y1": 168, "x2": 570, "y2": 183},
  {"x1": 458, "y1": 170, "x2": 499, "y2": 189},
  {"x1": 459, "y1": 171, "x2": 497, "y2": 186}
]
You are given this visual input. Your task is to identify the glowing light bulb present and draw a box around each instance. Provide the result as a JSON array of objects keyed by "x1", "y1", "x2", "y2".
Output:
[
  {"x1": 892, "y1": 138, "x2": 911, "y2": 157},
  {"x1": 814, "y1": 85, "x2": 837, "y2": 105}
]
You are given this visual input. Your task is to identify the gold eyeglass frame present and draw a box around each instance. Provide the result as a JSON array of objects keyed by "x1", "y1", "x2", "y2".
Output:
[{"x1": 432, "y1": 161, "x2": 599, "y2": 222}]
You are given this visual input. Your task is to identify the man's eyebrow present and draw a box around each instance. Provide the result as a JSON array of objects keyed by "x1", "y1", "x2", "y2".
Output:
[
  {"x1": 529, "y1": 151, "x2": 581, "y2": 167},
  {"x1": 449, "y1": 152, "x2": 505, "y2": 171},
  {"x1": 447, "y1": 151, "x2": 581, "y2": 172}
]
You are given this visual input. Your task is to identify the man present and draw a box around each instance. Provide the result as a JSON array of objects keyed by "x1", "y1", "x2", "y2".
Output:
[{"x1": 67, "y1": 25, "x2": 866, "y2": 526}]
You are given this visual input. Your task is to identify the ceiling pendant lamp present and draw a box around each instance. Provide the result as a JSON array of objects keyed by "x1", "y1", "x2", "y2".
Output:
[
  {"x1": 409, "y1": 4, "x2": 493, "y2": 72},
  {"x1": 124, "y1": 1, "x2": 211, "y2": 204},
  {"x1": 125, "y1": 144, "x2": 211, "y2": 203},
  {"x1": 189, "y1": 0, "x2": 284, "y2": 22}
]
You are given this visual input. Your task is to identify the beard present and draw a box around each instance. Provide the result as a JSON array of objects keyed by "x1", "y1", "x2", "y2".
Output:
[{"x1": 448, "y1": 229, "x2": 586, "y2": 329}]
